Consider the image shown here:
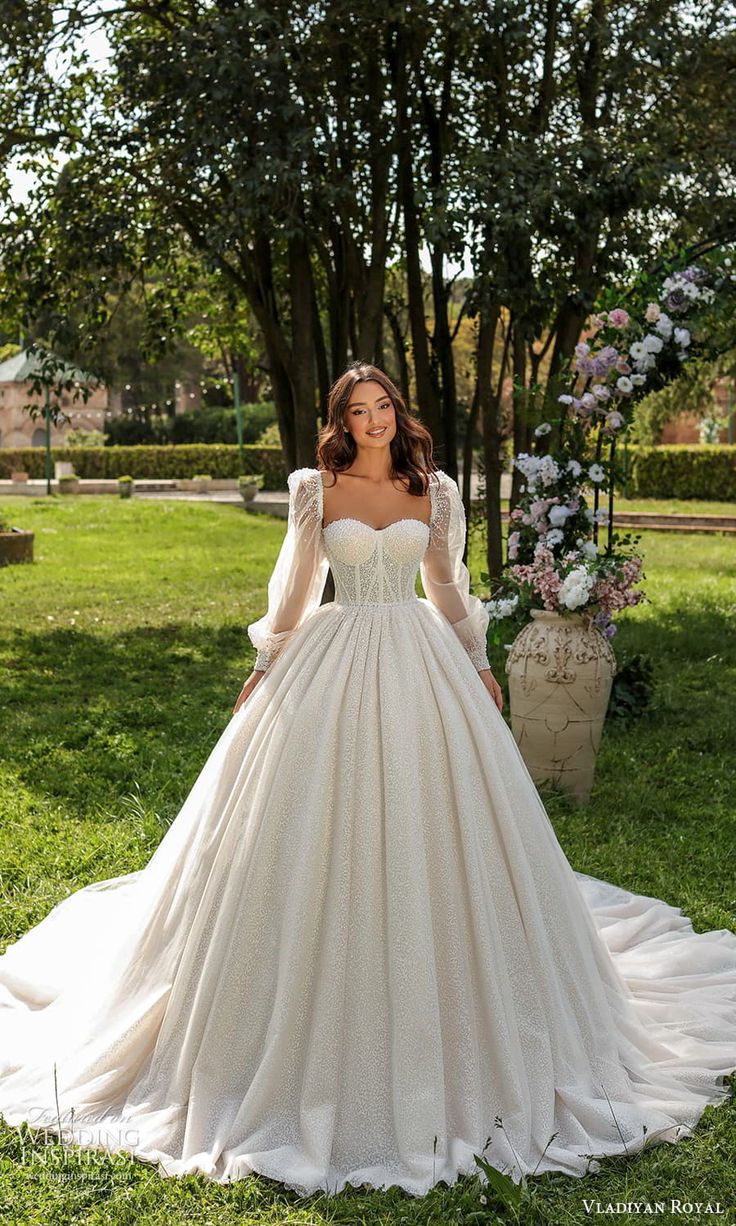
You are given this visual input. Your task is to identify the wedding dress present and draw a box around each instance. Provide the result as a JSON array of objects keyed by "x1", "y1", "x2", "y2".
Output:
[{"x1": 1, "y1": 465, "x2": 735, "y2": 1199}]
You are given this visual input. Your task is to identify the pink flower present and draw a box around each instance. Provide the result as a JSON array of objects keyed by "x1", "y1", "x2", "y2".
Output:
[
  {"x1": 508, "y1": 531, "x2": 520, "y2": 559},
  {"x1": 608, "y1": 308, "x2": 630, "y2": 328},
  {"x1": 592, "y1": 555, "x2": 644, "y2": 614},
  {"x1": 645, "y1": 302, "x2": 661, "y2": 322},
  {"x1": 509, "y1": 549, "x2": 564, "y2": 611}
]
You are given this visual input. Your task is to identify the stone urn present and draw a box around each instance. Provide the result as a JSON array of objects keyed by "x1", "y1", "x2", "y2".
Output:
[
  {"x1": 238, "y1": 477, "x2": 259, "y2": 503},
  {"x1": 505, "y1": 609, "x2": 616, "y2": 803}
]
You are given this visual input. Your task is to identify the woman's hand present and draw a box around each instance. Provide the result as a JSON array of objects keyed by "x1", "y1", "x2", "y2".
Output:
[
  {"x1": 233, "y1": 670, "x2": 265, "y2": 714},
  {"x1": 478, "y1": 668, "x2": 504, "y2": 712}
]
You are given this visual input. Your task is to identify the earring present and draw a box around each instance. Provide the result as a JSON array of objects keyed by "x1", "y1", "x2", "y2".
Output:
[{"x1": 343, "y1": 428, "x2": 349, "y2": 434}]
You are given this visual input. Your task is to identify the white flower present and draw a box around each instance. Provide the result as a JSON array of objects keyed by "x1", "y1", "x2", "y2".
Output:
[
  {"x1": 549, "y1": 504, "x2": 573, "y2": 527},
  {"x1": 588, "y1": 463, "x2": 605, "y2": 483},
  {"x1": 642, "y1": 333, "x2": 664, "y2": 354},
  {"x1": 582, "y1": 540, "x2": 598, "y2": 559},
  {"x1": 558, "y1": 394, "x2": 574, "y2": 405},
  {"x1": 558, "y1": 566, "x2": 595, "y2": 610},
  {"x1": 628, "y1": 343, "x2": 657, "y2": 373},
  {"x1": 545, "y1": 528, "x2": 565, "y2": 548},
  {"x1": 485, "y1": 594, "x2": 519, "y2": 621},
  {"x1": 654, "y1": 313, "x2": 673, "y2": 340},
  {"x1": 566, "y1": 459, "x2": 582, "y2": 477},
  {"x1": 616, "y1": 376, "x2": 633, "y2": 394},
  {"x1": 594, "y1": 507, "x2": 609, "y2": 525},
  {"x1": 534, "y1": 422, "x2": 552, "y2": 437},
  {"x1": 630, "y1": 373, "x2": 647, "y2": 386},
  {"x1": 674, "y1": 327, "x2": 691, "y2": 348}
]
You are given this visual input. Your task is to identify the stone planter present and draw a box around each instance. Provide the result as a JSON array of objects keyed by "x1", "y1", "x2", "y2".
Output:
[
  {"x1": 0, "y1": 528, "x2": 34, "y2": 566},
  {"x1": 238, "y1": 480, "x2": 259, "y2": 503},
  {"x1": 505, "y1": 608, "x2": 616, "y2": 803},
  {"x1": 10, "y1": 471, "x2": 29, "y2": 483},
  {"x1": 118, "y1": 479, "x2": 134, "y2": 499},
  {"x1": 58, "y1": 477, "x2": 80, "y2": 495}
]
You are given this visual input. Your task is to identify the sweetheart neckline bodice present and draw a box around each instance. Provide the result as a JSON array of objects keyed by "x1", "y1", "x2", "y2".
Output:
[{"x1": 321, "y1": 517, "x2": 431, "y2": 535}]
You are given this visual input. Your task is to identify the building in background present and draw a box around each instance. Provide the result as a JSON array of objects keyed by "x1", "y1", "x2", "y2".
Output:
[
  {"x1": 659, "y1": 377, "x2": 734, "y2": 444},
  {"x1": 0, "y1": 348, "x2": 108, "y2": 448}
]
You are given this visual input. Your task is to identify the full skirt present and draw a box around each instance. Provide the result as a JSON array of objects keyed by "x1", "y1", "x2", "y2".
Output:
[{"x1": 1, "y1": 597, "x2": 735, "y2": 1197}]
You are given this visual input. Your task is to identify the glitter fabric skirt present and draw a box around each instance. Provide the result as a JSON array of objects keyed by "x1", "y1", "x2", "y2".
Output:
[{"x1": 1, "y1": 597, "x2": 735, "y2": 1197}]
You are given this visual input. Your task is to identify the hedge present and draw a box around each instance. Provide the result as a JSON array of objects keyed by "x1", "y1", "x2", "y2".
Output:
[
  {"x1": 0, "y1": 444, "x2": 288, "y2": 486},
  {"x1": 5, "y1": 441, "x2": 732, "y2": 501},
  {"x1": 619, "y1": 445, "x2": 736, "y2": 501}
]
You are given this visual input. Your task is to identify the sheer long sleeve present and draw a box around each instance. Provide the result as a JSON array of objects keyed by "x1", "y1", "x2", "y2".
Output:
[
  {"x1": 247, "y1": 467, "x2": 330, "y2": 673},
  {"x1": 420, "y1": 471, "x2": 491, "y2": 672}
]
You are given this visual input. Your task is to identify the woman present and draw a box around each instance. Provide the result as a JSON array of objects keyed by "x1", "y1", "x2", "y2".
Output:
[{"x1": 1, "y1": 361, "x2": 735, "y2": 1199}]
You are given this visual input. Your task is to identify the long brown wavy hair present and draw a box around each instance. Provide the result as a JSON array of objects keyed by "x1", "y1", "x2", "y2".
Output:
[{"x1": 316, "y1": 362, "x2": 437, "y2": 495}]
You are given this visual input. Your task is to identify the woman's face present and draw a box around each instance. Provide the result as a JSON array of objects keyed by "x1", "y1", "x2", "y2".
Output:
[{"x1": 343, "y1": 380, "x2": 397, "y2": 448}]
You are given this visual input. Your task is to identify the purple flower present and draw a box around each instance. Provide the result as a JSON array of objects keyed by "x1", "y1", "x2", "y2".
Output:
[{"x1": 664, "y1": 288, "x2": 687, "y2": 314}]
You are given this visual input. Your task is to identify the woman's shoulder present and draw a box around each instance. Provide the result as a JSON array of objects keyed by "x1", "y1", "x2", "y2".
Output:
[
  {"x1": 427, "y1": 467, "x2": 456, "y2": 491},
  {"x1": 287, "y1": 466, "x2": 322, "y2": 493}
]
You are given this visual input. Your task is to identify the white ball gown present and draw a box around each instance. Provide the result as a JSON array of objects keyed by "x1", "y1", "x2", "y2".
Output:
[{"x1": 1, "y1": 465, "x2": 735, "y2": 1198}]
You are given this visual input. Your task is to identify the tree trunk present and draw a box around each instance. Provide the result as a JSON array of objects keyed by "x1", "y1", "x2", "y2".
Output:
[
  {"x1": 288, "y1": 228, "x2": 320, "y2": 466},
  {"x1": 477, "y1": 303, "x2": 505, "y2": 578}
]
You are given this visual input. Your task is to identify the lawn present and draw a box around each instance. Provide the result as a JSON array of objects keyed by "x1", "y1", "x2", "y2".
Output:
[
  {"x1": 612, "y1": 497, "x2": 736, "y2": 516},
  {"x1": 1, "y1": 496, "x2": 734, "y2": 1226},
  {"x1": 492, "y1": 496, "x2": 736, "y2": 518}
]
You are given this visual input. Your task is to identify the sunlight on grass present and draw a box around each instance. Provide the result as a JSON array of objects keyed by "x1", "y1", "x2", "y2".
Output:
[{"x1": 1, "y1": 495, "x2": 734, "y2": 1224}]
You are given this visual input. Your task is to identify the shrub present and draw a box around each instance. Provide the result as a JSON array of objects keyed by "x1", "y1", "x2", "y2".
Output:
[
  {"x1": 618, "y1": 445, "x2": 736, "y2": 500},
  {"x1": 104, "y1": 403, "x2": 276, "y2": 446},
  {"x1": 0, "y1": 445, "x2": 288, "y2": 487}
]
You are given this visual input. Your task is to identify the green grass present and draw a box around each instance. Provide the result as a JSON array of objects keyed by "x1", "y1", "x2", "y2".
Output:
[
  {"x1": 613, "y1": 497, "x2": 736, "y2": 517},
  {"x1": 493, "y1": 497, "x2": 736, "y2": 518},
  {"x1": 1, "y1": 496, "x2": 735, "y2": 1226}
]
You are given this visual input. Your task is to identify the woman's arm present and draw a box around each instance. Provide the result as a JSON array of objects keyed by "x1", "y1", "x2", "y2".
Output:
[
  {"x1": 234, "y1": 468, "x2": 329, "y2": 712},
  {"x1": 420, "y1": 473, "x2": 503, "y2": 711}
]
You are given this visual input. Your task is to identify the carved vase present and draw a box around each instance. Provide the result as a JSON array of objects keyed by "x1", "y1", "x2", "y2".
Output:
[{"x1": 505, "y1": 609, "x2": 616, "y2": 803}]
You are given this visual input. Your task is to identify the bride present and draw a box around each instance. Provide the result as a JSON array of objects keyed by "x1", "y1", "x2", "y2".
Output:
[{"x1": 1, "y1": 360, "x2": 735, "y2": 1199}]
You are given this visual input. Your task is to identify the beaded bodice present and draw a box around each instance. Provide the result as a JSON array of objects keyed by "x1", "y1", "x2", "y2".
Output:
[
  {"x1": 322, "y1": 518, "x2": 430, "y2": 605},
  {"x1": 248, "y1": 466, "x2": 491, "y2": 673}
]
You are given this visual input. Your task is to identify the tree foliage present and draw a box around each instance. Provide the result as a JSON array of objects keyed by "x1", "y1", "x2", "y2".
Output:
[{"x1": 2, "y1": 0, "x2": 735, "y2": 571}]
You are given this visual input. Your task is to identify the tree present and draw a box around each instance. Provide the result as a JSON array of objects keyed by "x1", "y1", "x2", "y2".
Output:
[{"x1": 2, "y1": 0, "x2": 735, "y2": 549}]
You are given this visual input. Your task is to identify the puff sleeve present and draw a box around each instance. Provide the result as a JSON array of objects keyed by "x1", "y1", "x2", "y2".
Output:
[
  {"x1": 420, "y1": 471, "x2": 491, "y2": 672},
  {"x1": 246, "y1": 467, "x2": 330, "y2": 673}
]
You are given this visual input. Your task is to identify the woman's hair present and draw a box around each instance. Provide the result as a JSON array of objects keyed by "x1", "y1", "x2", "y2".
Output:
[{"x1": 316, "y1": 361, "x2": 436, "y2": 495}]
